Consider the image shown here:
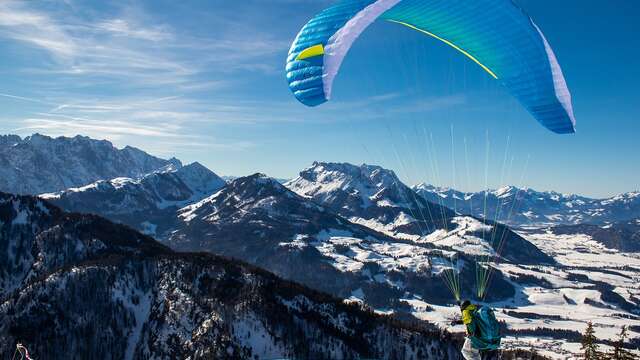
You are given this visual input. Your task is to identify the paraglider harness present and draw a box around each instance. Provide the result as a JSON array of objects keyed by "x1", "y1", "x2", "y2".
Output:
[{"x1": 454, "y1": 301, "x2": 502, "y2": 351}]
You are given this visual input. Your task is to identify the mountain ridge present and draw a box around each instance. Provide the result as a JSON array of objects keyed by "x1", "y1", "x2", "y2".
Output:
[
  {"x1": 286, "y1": 161, "x2": 456, "y2": 238},
  {"x1": 0, "y1": 133, "x2": 180, "y2": 195},
  {"x1": 0, "y1": 191, "x2": 465, "y2": 360},
  {"x1": 285, "y1": 162, "x2": 551, "y2": 265},
  {"x1": 41, "y1": 162, "x2": 225, "y2": 238},
  {"x1": 414, "y1": 183, "x2": 640, "y2": 227}
]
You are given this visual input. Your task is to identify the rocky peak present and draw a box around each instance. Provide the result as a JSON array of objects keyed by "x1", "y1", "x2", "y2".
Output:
[
  {"x1": 178, "y1": 173, "x2": 308, "y2": 225},
  {"x1": 287, "y1": 162, "x2": 454, "y2": 238},
  {"x1": 0, "y1": 133, "x2": 180, "y2": 195},
  {"x1": 172, "y1": 162, "x2": 225, "y2": 195}
]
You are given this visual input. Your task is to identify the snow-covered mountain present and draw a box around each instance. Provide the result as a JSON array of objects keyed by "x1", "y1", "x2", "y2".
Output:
[
  {"x1": 222, "y1": 175, "x2": 290, "y2": 184},
  {"x1": 40, "y1": 162, "x2": 225, "y2": 238},
  {"x1": 41, "y1": 163, "x2": 540, "y2": 309},
  {"x1": 414, "y1": 183, "x2": 640, "y2": 227},
  {"x1": 3, "y1": 138, "x2": 638, "y2": 358},
  {"x1": 168, "y1": 173, "x2": 558, "y2": 308},
  {"x1": 286, "y1": 162, "x2": 456, "y2": 238},
  {"x1": 284, "y1": 162, "x2": 548, "y2": 265},
  {"x1": 0, "y1": 192, "x2": 171, "y2": 295},
  {"x1": 0, "y1": 134, "x2": 180, "y2": 195},
  {"x1": 0, "y1": 192, "x2": 464, "y2": 360}
]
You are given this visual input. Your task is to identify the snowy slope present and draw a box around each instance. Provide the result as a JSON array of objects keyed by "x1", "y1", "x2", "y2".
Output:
[
  {"x1": 414, "y1": 183, "x2": 640, "y2": 227},
  {"x1": 495, "y1": 228, "x2": 640, "y2": 358},
  {"x1": 285, "y1": 162, "x2": 551, "y2": 264},
  {"x1": 0, "y1": 134, "x2": 180, "y2": 195},
  {"x1": 285, "y1": 162, "x2": 456, "y2": 239},
  {"x1": 403, "y1": 226, "x2": 640, "y2": 359},
  {"x1": 0, "y1": 192, "x2": 462, "y2": 360},
  {"x1": 40, "y1": 162, "x2": 225, "y2": 238},
  {"x1": 169, "y1": 173, "x2": 523, "y2": 307},
  {"x1": 0, "y1": 192, "x2": 170, "y2": 296},
  {"x1": 285, "y1": 163, "x2": 639, "y2": 358}
]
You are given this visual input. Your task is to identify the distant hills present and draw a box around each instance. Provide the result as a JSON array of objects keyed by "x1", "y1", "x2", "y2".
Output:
[
  {"x1": 4, "y1": 133, "x2": 637, "y2": 228},
  {"x1": 414, "y1": 183, "x2": 640, "y2": 227},
  {"x1": 548, "y1": 218, "x2": 640, "y2": 252}
]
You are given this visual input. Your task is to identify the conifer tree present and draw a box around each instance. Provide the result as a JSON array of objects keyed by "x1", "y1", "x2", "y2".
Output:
[
  {"x1": 609, "y1": 326, "x2": 635, "y2": 360},
  {"x1": 580, "y1": 322, "x2": 601, "y2": 360}
]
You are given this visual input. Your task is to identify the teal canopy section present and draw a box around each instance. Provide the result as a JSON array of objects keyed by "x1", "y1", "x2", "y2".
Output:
[{"x1": 285, "y1": 0, "x2": 576, "y2": 134}]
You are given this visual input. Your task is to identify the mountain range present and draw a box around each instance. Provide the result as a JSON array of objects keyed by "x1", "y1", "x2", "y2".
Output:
[
  {"x1": 44, "y1": 159, "x2": 552, "y2": 308},
  {"x1": 414, "y1": 183, "x2": 640, "y2": 227},
  {"x1": 1, "y1": 133, "x2": 638, "y2": 358},
  {"x1": 0, "y1": 192, "x2": 463, "y2": 359},
  {"x1": 0, "y1": 134, "x2": 180, "y2": 195},
  {"x1": 41, "y1": 161, "x2": 225, "y2": 239},
  {"x1": 285, "y1": 162, "x2": 550, "y2": 266}
]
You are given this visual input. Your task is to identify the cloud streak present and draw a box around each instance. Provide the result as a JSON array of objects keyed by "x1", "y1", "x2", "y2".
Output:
[
  {"x1": 0, "y1": 0, "x2": 285, "y2": 89},
  {"x1": 0, "y1": 2, "x2": 76, "y2": 58}
]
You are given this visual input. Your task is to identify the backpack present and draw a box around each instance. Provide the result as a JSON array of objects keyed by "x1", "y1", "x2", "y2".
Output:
[{"x1": 470, "y1": 306, "x2": 502, "y2": 351}]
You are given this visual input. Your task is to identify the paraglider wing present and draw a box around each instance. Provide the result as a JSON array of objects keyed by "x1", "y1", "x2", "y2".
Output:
[{"x1": 285, "y1": 0, "x2": 576, "y2": 134}]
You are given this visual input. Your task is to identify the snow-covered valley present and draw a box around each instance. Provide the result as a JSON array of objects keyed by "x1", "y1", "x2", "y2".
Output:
[
  {"x1": 292, "y1": 214, "x2": 640, "y2": 358},
  {"x1": 407, "y1": 228, "x2": 640, "y2": 359}
]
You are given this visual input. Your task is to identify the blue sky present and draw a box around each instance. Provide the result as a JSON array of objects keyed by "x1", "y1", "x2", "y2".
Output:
[{"x1": 0, "y1": 0, "x2": 637, "y2": 197}]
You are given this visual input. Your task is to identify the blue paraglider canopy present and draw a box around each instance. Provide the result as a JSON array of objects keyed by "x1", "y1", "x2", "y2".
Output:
[{"x1": 286, "y1": 0, "x2": 576, "y2": 134}]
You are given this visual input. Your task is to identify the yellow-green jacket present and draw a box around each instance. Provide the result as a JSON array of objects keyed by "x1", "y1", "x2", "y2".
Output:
[{"x1": 462, "y1": 304, "x2": 478, "y2": 336}]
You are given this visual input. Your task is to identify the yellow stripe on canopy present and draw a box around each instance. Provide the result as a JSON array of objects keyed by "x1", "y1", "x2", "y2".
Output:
[{"x1": 387, "y1": 19, "x2": 499, "y2": 79}]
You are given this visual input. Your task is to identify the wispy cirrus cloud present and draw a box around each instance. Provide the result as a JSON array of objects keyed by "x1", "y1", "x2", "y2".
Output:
[
  {"x1": 18, "y1": 117, "x2": 182, "y2": 138},
  {"x1": 0, "y1": 2, "x2": 76, "y2": 58},
  {"x1": 3, "y1": 93, "x2": 222, "y2": 152},
  {"x1": 13, "y1": 113, "x2": 255, "y2": 157},
  {"x1": 0, "y1": 92, "x2": 57, "y2": 106},
  {"x1": 0, "y1": 0, "x2": 284, "y2": 89},
  {"x1": 95, "y1": 18, "x2": 173, "y2": 42}
]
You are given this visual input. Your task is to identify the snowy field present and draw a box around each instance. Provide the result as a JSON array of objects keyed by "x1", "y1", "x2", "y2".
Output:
[
  {"x1": 414, "y1": 229, "x2": 640, "y2": 359},
  {"x1": 317, "y1": 219, "x2": 640, "y2": 359}
]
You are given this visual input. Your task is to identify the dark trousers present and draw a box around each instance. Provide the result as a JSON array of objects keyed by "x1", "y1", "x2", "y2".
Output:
[{"x1": 480, "y1": 350, "x2": 500, "y2": 360}]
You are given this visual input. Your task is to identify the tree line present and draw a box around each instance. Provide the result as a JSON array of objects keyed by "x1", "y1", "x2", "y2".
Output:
[{"x1": 581, "y1": 323, "x2": 636, "y2": 360}]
